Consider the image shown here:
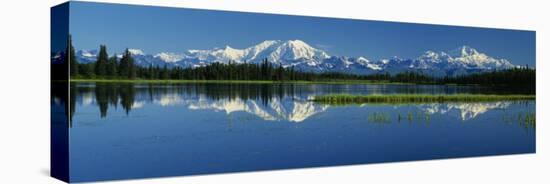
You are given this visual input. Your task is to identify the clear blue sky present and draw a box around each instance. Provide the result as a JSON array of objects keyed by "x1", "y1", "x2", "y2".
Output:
[{"x1": 69, "y1": 1, "x2": 535, "y2": 66}]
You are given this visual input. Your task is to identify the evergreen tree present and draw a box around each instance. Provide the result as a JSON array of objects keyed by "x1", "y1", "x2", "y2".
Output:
[
  {"x1": 79, "y1": 63, "x2": 94, "y2": 78},
  {"x1": 118, "y1": 49, "x2": 131, "y2": 78},
  {"x1": 128, "y1": 52, "x2": 136, "y2": 79},
  {"x1": 106, "y1": 54, "x2": 118, "y2": 77},
  {"x1": 95, "y1": 45, "x2": 108, "y2": 77},
  {"x1": 161, "y1": 65, "x2": 169, "y2": 79},
  {"x1": 277, "y1": 63, "x2": 284, "y2": 81},
  {"x1": 67, "y1": 35, "x2": 78, "y2": 77}
]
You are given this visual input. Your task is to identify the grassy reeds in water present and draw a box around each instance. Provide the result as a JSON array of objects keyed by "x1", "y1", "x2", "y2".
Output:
[
  {"x1": 503, "y1": 111, "x2": 536, "y2": 129},
  {"x1": 312, "y1": 94, "x2": 535, "y2": 105},
  {"x1": 368, "y1": 112, "x2": 390, "y2": 123},
  {"x1": 519, "y1": 112, "x2": 536, "y2": 129}
]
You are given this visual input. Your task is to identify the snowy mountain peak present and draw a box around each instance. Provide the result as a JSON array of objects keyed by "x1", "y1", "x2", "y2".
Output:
[
  {"x1": 268, "y1": 39, "x2": 330, "y2": 61},
  {"x1": 449, "y1": 45, "x2": 479, "y2": 57},
  {"x1": 128, "y1": 49, "x2": 145, "y2": 55},
  {"x1": 447, "y1": 46, "x2": 513, "y2": 69},
  {"x1": 418, "y1": 50, "x2": 449, "y2": 61},
  {"x1": 178, "y1": 40, "x2": 330, "y2": 65},
  {"x1": 404, "y1": 46, "x2": 516, "y2": 73},
  {"x1": 77, "y1": 49, "x2": 97, "y2": 57},
  {"x1": 257, "y1": 40, "x2": 281, "y2": 46},
  {"x1": 154, "y1": 52, "x2": 184, "y2": 63},
  {"x1": 357, "y1": 56, "x2": 369, "y2": 62},
  {"x1": 423, "y1": 50, "x2": 438, "y2": 57},
  {"x1": 223, "y1": 45, "x2": 234, "y2": 50},
  {"x1": 286, "y1": 39, "x2": 310, "y2": 48}
]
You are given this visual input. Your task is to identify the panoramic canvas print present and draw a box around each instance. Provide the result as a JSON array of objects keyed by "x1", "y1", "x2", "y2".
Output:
[{"x1": 51, "y1": 1, "x2": 536, "y2": 183}]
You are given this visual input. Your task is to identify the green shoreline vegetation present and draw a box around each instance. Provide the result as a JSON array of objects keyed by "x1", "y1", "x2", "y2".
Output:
[
  {"x1": 69, "y1": 78, "x2": 407, "y2": 85},
  {"x1": 312, "y1": 94, "x2": 536, "y2": 105}
]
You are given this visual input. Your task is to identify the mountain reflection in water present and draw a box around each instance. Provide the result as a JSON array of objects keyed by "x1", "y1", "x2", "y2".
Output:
[{"x1": 70, "y1": 83, "x2": 534, "y2": 125}]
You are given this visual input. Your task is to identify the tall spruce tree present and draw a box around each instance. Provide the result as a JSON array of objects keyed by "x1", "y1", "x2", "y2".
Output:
[
  {"x1": 118, "y1": 49, "x2": 130, "y2": 78},
  {"x1": 277, "y1": 63, "x2": 284, "y2": 81},
  {"x1": 95, "y1": 45, "x2": 108, "y2": 77},
  {"x1": 67, "y1": 35, "x2": 78, "y2": 77},
  {"x1": 118, "y1": 49, "x2": 136, "y2": 79},
  {"x1": 160, "y1": 65, "x2": 169, "y2": 79},
  {"x1": 128, "y1": 52, "x2": 136, "y2": 79},
  {"x1": 106, "y1": 54, "x2": 118, "y2": 77}
]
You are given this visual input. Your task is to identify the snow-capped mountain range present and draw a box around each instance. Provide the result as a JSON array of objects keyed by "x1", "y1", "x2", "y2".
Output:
[{"x1": 75, "y1": 40, "x2": 516, "y2": 76}]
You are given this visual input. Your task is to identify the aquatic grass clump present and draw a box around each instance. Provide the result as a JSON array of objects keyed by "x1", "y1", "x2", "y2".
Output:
[
  {"x1": 312, "y1": 94, "x2": 535, "y2": 105},
  {"x1": 368, "y1": 112, "x2": 390, "y2": 123},
  {"x1": 503, "y1": 111, "x2": 536, "y2": 129},
  {"x1": 522, "y1": 112, "x2": 536, "y2": 128}
]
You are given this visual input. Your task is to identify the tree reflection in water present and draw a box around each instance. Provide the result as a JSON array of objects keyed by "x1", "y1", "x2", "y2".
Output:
[{"x1": 69, "y1": 83, "x2": 535, "y2": 130}]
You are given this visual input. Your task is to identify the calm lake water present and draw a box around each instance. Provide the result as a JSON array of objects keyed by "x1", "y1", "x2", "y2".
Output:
[{"x1": 67, "y1": 83, "x2": 535, "y2": 182}]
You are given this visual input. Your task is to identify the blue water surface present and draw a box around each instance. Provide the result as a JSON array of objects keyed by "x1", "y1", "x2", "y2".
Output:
[{"x1": 68, "y1": 83, "x2": 535, "y2": 182}]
